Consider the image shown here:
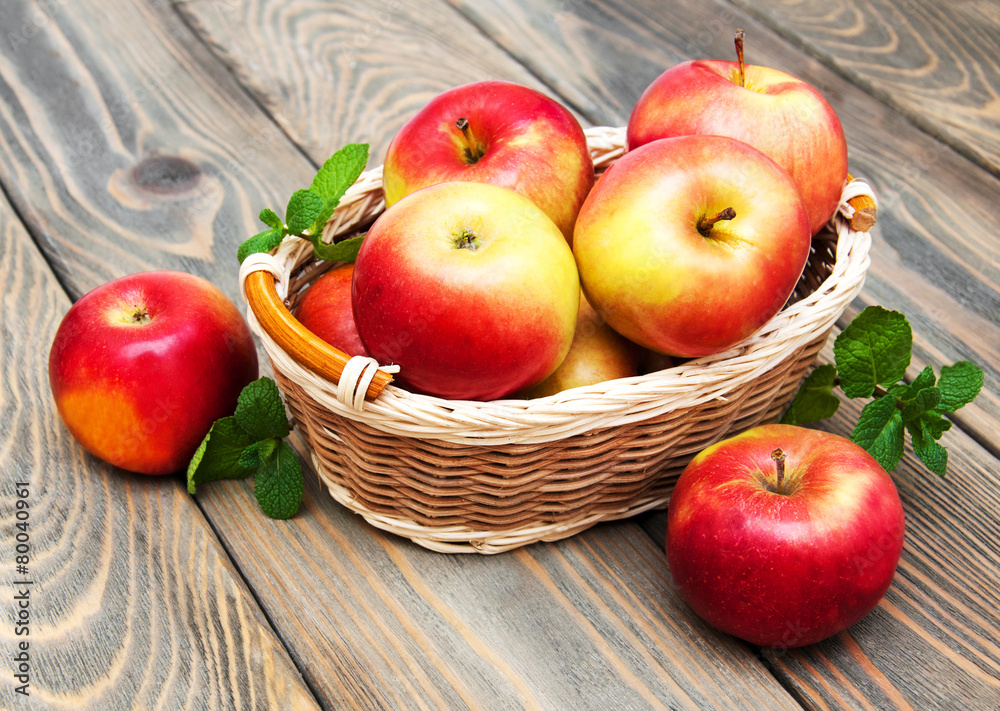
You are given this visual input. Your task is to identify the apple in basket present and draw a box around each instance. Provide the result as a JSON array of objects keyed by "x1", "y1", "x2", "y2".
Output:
[
  {"x1": 627, "y1": 31, "x2": 848, "y2": 235},
  {"x1": 520, "y1": 291, "x2": 639, "y2": 398},
  {"x1": 352, "y1": 181, "x2": 580, "y2": 401},
  {"x1": 382, "y1": 80, "x2": 594, "y2": 243},
  {"x1": 573, "y1": 134, "x2": 812, "y2": 358},
  {"x1": 296, "y1": 262, "x2": 368, "y2": 358},
  {"x1": 666, "y1": 424, "x2": 905, "y2": 648},
  {"x1": 48, "y1": 270, "x2": 259, "y2": 475}
]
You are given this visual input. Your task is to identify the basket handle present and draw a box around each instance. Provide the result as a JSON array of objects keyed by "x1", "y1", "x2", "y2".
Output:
[
  {"x1": 845, "y1": 174, "x2": 877, "y2": 232},
  {"x1": 243, "y1": 268, "x2": 394, "y2": 402}
]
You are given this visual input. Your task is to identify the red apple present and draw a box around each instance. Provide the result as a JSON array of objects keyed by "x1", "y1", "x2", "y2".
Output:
[
  {"x1": 296, "y1": 263, "x2": 367, "y2": 358},
  {"x1": 627, "y1": 36, "x2": 848, "y2": 235},
  {"x1": 667, "y1": 424, "x2": 905, "y2": 648},
  {"x1": 382, "y1": 80, "x2": 594, "y2": 243},
  {"x1": 49, "y1": 271, "x2": 259, "y2": 475},
  {"x1": 521, "y1": 291, "x2": 638, "y2": 398},
  {"x1": 573, "y1": 135, "x2": 811, "y2": 358},
  {"x1": 353, "y1": 181, "x2": 580, "y2": 401}
]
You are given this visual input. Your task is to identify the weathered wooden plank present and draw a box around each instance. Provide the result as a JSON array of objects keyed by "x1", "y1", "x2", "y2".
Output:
[
  {"x1": 438, "y1": 0, "x2": 1000, "y2": 480},
  {"x1": 173, "y1": 0, "x2": 550, "y2": 166},
  {"x1": 0, "y1": 192, "x2": 319, "y2": 708},
  {"x1": 0, "y1": 0, "x2": 806, "y2": 708},
  {"x1": 731, "y1": 0, "x2": 1000, "y2": 179},
  {"x1": 639, "y1": 340, "x2": 1000, "y2": 710}
]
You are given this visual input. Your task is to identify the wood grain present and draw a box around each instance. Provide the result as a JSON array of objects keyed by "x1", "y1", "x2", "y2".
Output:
[
  {"x1": 0, "y1": 195, "x2": 319, "y2": 708},
  {"x1": 197, "y1": 460, "x2": 803, "y2": 710},
  {"x1": 640, "y1": 340, "x2": 1000, "y2": 710},
  {"x1": 731, "y1": 0, "x2": 1000, "y2": 179},
  {"x1": 173, "y1": 0, "x2": 551, "y2": 166},
  {"x1": 0, "y1": 0, "x2": 806, "y2": 708},
  {"x1": 438, "y1": 0, "x2": 1000, "y2": 465}
]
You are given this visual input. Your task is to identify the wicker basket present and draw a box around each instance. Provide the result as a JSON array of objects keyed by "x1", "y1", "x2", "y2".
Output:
[{"x1": 239, "y1": 126, "x2": 876, "y2": 554}]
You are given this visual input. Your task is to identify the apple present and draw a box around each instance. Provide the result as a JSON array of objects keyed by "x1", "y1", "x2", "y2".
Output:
[
  {"x1": 352, "y1": 181, "x2": 580, "y2": 401},
  {"x1": 627, "y1": 32, "x2": 848, "y2": 235},
  {"x1": 666, "y1": 424, "x2": 905, "y2": 648},
  {"x1": 521, "y1": 291, "x2": 638, "y2": 398},
  {"x1": 296, "y1": 263, "x2": 367, "y2": 358},
  {"x1": 382, "y1": 80, "x2": 594, "y2": 243},
  {"x1": 572, "y1": 134, "x2": 811, "y2": 358},
  {"x1": 49, "y1": 270, "x2": 259, "y2": 475}
]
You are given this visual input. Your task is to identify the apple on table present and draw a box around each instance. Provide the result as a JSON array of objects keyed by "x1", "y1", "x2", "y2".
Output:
[
  {"x1": 48, "y1": 271, "x2": 259, "y2": 475},
  {"x1": 667, "y1": 424, "x2": 905, "y2": 648},
  {"x1": 382, "y1": 80, "x2": 594, "y2": 243},
  {"x1": 352, "y1": 181, "x2": 580, "y2": 401},
  {"x1": 627, "y1": 31, "x2": 849, "y2": 235},
  {"x1": 573, "y1": 134, "x2": 812, "y2": 358}
]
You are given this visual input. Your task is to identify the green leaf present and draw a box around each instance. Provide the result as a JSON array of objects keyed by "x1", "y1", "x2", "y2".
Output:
[
  {"x1": 910, "y1": 421, "x2": 949, "y2": 476},
  {"x1": 309, "y1": 144, "x2": 370, "y2": 235},
  {"x1": 259, "y1": 208, "x2": 283, "y2": 230},
  {"x1": 310, "y1": 143, "x2": 369, "y2": 201},
  {"x1": 780, "y1": 364, "x2": 840, "y2": 425},
  {"x1": 895, "y1": 366, "x2": 936, "y2": 403},
  {"x1": 851, "y1": 394, "x2": 905, "y2": 472},
  {"x1": 834, "y1": 306, "x2": 912, "y2": 399},
  {"x1": 309, "y1": 233, "x2": 365, "y2": 264},
  {"x1": 237, "y1": 438, "x2": 278, "y2": 471},
  {"x1": 936, "y1": 361, "x2": 984, "y2": 413},
  {"x1": 285, "y1": 189, "x2": 324, "y2": 235},
  {"x1": 237, "y1": 227, "x2": 284, "y2": 264},
  {"x1": 234, "y1": 377, "x2": 290, "y2": 441},
  {"x1": 187, "y1": 417, "x2": 257, "y2": 494},
  {"x1": 254, "y1": 440, "x2": 305, "y2": 519}
]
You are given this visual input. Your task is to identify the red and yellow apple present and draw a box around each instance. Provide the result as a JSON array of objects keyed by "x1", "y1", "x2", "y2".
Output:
[
  {"x1": 573, "y1": 135, "x2": 811, "y2": 358},
  {"x1": 666, "y1": 424, "x2": 905, "y2": 648},
  {"x1": 521, "y1": 291, "x2": 639, "y2": 398},
  {"x1": 296, "y1": 263, "x2": 367, "y2": 358},
  {"x1": 382, "y1": 80, "x2": 594, "y2": 243},
  {"x1": 48, "y1": 270, "x2": 259, "y2": 475},
  {"x1": 352, "y1": 181, "x2": 580, "y2": 401},
  {"x1": 627, "y1": 42, "x2": 848, "y2": 235}
]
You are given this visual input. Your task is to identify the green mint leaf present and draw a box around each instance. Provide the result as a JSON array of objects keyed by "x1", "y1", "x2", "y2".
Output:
[
  {"x1": 187, "y1": 417, "x2": 257, "y2": 494},
  {"x1": 234, "y1": 377, "x2": 290, "y2": 441},
  {"x1": 917, "y1": 410, "x2": 952, "y2": 439},
  {"x1": 237, "y1": 438, "x2": 279, "y2": 471},
  {"x1": 310, "y1": 144, "x2": 370, "y2": 235},
  {"x1": 285, "y1": 189, "x2": 324, "y2": 235},
  {"x1": 910, "y1": 420, "x2": 949, "y2": 476},
  {"x1": 237, "y1": 227, "x2": 285, "y2": 264},
  {"x1": 834, "y1": 306, "x2": 912, "y2": 399},
  {"x1": 901, "y1": 386, "x2": 942, "y2": 425},
  {"x1": 310, "y1": 143, "x2": 369, "y2": 201},
  {"x1": 309, "y1": 233, "x2": 365, "y2": 264},
  {"x1": 936, "y1": 361, "x2": 984, "y2": 413},
  {"x1": 852, "y1": 394, "x2": 905, "y2": 472},
  {"x1": 254, "y1": 440, "x2": 305, "y2": 519},
  {"x1": 780, "y1": 363, "x2": 840, "y2": 425},
  {"x1": 895, "y1": 365, "x2": 936, "y2": 403},
  {"x1": 259, "y1": 208, "x2": 283, "y2": 230}
]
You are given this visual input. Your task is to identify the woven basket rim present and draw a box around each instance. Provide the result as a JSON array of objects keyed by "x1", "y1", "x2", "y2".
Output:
[{"x1": 243, "y1": 125, "x2": 874, "y2": 446}]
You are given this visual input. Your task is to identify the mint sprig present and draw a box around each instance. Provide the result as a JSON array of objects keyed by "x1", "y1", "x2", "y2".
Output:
[
  {"x1": 188, "y1": 377, "x2": 305, "y2": 519},
  {"x1": 781, "y1": 306, "x2": 984, "y2": 477},
  {"x1": 237, "y1": 143, "x2": 370, "y2": 264}
]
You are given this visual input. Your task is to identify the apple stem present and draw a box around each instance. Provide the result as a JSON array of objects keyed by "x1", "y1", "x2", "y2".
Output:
[
  {"x1": 735, "y1": 29, "x2": 746, "y2": 88},
  {"x1": 455, "y1": 118, "x2": 485, "y2": 164},
  {"x1": 771, "y1": 448, "x2": 786, "y2": 492},
  {"x1": 697, "y1": 207, "x2": 736, "y2": 236}
]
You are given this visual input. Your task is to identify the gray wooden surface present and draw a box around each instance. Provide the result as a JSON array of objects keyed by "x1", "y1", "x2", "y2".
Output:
[{"x1": 1, "y1": 1, "x2": 998, "y2": 709}]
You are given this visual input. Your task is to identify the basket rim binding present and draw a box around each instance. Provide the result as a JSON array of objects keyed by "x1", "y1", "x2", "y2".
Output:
[{"x1": 240, "y1": 125, "x2": 875, "y2": 448}]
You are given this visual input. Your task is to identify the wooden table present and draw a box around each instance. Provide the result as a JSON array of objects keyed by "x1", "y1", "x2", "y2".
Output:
[{"x1": 2, "y1": 1, "x2": 998, "y2": 708}]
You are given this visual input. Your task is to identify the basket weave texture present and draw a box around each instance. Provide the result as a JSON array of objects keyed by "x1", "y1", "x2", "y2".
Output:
[{"x1": 242, "y1": 126, "x2": 874, "y2": 554}]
